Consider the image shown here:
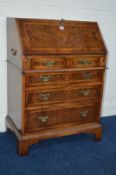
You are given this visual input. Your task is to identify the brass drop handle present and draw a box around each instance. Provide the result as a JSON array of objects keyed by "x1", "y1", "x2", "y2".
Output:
[
  {"x1": 38, "y1": 116, "x2": 48, "y2": 122},
  {"x1": 80, "y1": 111, "x2": 88, "y2": 117},
  {"x1": 39, "y1": 93, "x2": 50, "y2": 100},
  {"x1": 43, "y1": 60, "x2": 56, "y2": 66},
  {"x1": 83, "y1": 72, "x2": 92, "y2": 79},
  {"x1": 40, "y1": 75, "x2": 52, "y2": 82},
  {"x1": 79, "y1": 60, "x2": 91, "y2": 65},
  {"x1": 11, "y1": 48, "x2": 17, "y2": 56},
  {"x1": 80, "y1": 89, "x2": 91, "y2": 96}
]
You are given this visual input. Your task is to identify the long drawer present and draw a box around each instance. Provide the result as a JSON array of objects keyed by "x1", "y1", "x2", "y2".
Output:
[
  {"x1": 25, "y1": 103, "x2": 99, "y2": 132},
  {"x1": 23, "y1": 55, "x2": 106, "y2": 70},
  {"x1": 25, "y1": 70, "x2": 104, "y2": 87},
  {"x1": 26, "y1": 85, "x2": 101, "y2": 107}
]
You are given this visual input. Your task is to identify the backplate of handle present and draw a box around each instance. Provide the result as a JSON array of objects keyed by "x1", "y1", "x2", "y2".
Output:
[
  {"x1": 79, "y1": 60, "x2": 92, "y2": 65},
  {"x1": 80, "y1": 111, "x2": 89, "y2": 117},
  {"x1": 38, "y1": 116, "x2": 48, "y2": 122},
  {"x1": 39, "y1": 93, "x2": 50, "y2": 100},
  {"x1": 43, "y1": 60, "x2": 56, "y2": 66},
  {"x1": 82, "y1": 72, "x2": 92, "y2": 79},
  {"x1": 40, "y1": 75, "x2": 53, "y2": 82},
  {"x1": 80, "y1": 89, "x2": 91, "y2": 96}
]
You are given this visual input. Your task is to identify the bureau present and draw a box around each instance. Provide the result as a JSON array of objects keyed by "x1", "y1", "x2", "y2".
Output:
[{"x1": 6, "y1": 18, "x2": 107, "y2": 156}]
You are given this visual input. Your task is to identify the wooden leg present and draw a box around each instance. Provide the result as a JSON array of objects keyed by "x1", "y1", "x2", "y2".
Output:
[
  {"x1": 93, "y1": 127, "x2": 102, "y2": 141},
  {"x1": 18, "y1": 141, "x2": 29, "y2": 156}
]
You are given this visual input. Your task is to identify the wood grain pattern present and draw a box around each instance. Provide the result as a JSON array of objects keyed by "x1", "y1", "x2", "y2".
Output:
[
  {"x1": 23, "y1": 55, "x2": 106, "y2": 70},
  {"x1": 26, "y1": 85, "x2": 101, "y2": 107},
  {"x1": 26, "y1": 103, "x2": 100, "y2": 132},
  {"x1": 25, "y1": 70, "x2": 104, "y2": 87},
  {"x1": 6, "y1": 18, "x2": 107, "y2": 156},
  {"x1": 16, "y1": 18, "x2": 107, "y2": 54}
]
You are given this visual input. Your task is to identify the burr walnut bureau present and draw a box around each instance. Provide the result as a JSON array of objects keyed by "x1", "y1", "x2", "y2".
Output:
[{"x1": 6, "y1": 18, "x2": 107, "y2": 156}]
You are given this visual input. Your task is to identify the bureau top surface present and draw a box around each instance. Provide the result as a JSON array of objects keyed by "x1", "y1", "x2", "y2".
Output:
[{"x1": 15, "y1": 18, "x2": 106, "y2": 55}]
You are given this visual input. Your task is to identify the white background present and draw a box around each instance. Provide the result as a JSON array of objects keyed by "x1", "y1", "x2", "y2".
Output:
[{"x1": 0, "y1": 0, "x2": 116, "y2": 132}]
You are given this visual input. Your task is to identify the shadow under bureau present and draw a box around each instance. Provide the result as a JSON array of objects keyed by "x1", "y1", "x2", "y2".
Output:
[{"x1": 6, "y1": 18, "x2": 107, "y2": 156}]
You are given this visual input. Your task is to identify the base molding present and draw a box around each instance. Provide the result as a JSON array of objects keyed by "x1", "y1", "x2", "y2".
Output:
[{"x1": 6, "y1": 115, "x2": 103, "y2": 156}]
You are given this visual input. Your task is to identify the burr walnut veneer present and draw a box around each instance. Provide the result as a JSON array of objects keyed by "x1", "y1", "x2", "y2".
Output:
[{"x1": 6, "y1": 18, "x2": 107, "y2": 156}]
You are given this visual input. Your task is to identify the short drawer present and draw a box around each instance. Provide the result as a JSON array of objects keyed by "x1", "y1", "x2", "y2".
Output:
[
  {"x1": 68, "y1": 55, "x2": 105, "y2": 68},
  {"x1": 26, "y1": 73, "x2": 65, "y2": 86},
  {"x1": 25, "y1": 104, "x2": 99, "y2": 131},
  {"x1": 25, "y1": 70, "x2": 104, "y2": 87},
  {"x1": 26, "y1": 56, "x2": 66, "y2": 70},
  {"x1": 26, "y1": 86, "x2": 101, "y2": 107}
]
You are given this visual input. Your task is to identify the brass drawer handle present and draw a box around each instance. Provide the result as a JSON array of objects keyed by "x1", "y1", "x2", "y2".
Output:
[
  {"x1": 39, "y1": 93, "x2": 50, "y2": 100},
  {"x1": 79, "y1": 60, "x2": 91, "y2": 65},
  {"x1": 40, "y1": 75, "x2": 52, "y2": 82},
  {"x1": 80, "y1": 111, "x2": 88, "y2": 117},
  {"x1": 82, "y1": 72, "x2": 92, "y2": 79},
  {"x1": 11, "y1": 48, "x2": 17, "y2": 56},
  {"x1": 38, "y1": 116, "x2": 48, "y2": 122},
  {"x1": 43, "y1": 60, "x2": 56, "y2": 66},
  {"x1": 80, "y1": 89, "x2": 91, "y2": 96}
]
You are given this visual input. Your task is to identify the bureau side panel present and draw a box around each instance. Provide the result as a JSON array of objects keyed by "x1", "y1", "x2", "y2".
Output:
[{"x1": 7, "y1": 18, "x2": 22, "y2": 130}]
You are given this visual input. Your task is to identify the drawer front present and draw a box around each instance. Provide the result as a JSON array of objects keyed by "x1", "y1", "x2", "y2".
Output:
[
  {"x1": 26, "y1": 86, "x2": 101, "y2": 106},
  {"x1": 29, "y1": 56, "x2": 66, "y2": 70},
  {"x1": 68, "y1": 56, "x2": 105, "y2": 68},
  {"x1": 26, "y1": 90, "x2": 66, "y2": 106},
  {"x1": 24, "y1": 55, "x2": 106, "y2": 70},
  {"x1": 26, "y1": 104, "x2": 99, "y2": 131},
  {"x1": 26, "y1": 73, "x2": 65, "y2": 86},
  {"x1": 25, "y1": 70, "x2": 104, "y2": 87},
  {"x1": 70, "y1": 70, "x2": 103, "y2": 82}
]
